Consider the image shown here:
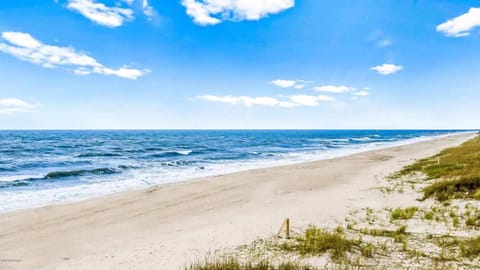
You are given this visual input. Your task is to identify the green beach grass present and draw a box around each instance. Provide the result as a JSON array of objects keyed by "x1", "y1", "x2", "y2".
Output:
[
  {"x1": 393, "y1": 135, "x2": 480, "y2": 201},
  {"x1": 185, "y1": 258, "x2": 315, "y2": 270},
  {"x1": 278, "y1": 226, "x2": 363, "y2": 260}
]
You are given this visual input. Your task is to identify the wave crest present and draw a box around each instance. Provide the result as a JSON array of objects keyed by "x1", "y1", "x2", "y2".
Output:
[
  {"x1": 148, "y1": 150, "x2": 193, "y2": 158},
  {"x1": 45, "y1": 168, "x2": 118, "y2": 179},
  {"x1": 0, "y1": 167, "x2": 120, "y2": 189}
]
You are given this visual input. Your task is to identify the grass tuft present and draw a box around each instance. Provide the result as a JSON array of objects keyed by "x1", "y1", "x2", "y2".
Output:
[
  {"x1": 390, "y1": 207, "x2": 418, "y2": 220},
  {"x1": 459, "y1": 237, "x2": 480, "y2": 258},
  {"x1": 359, "y1": 225, "x2": 408, "y2": 243},
  {"x1": 279, "y1": 226, "x2": 363, "y2": 261},
  {"x1": 185, "y1": 257, "x2": 315, "y2": 270}
]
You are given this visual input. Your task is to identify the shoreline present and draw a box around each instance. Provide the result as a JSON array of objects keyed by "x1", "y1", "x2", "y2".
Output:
[
  {"x1": 0, "y1": 131, "x2": 473, "y2": 214},
  {"x1": 0, "y1": 132, "x2": 475, "y2": 270}
]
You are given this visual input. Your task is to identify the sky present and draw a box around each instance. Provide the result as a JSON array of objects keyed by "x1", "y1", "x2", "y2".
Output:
[{"x1": 0, "y1": 0, "x2": 479, "y2": 129}]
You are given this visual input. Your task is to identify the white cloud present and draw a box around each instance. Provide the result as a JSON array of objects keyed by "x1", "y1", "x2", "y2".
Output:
[
  {"x1": 271, "y1": 79, "x2": 306, "y2": 89},
  {"x1": 66, "y1": 0, "x2": 157, "y2": 26},
  {"x1": 198, "y1": 94, "x2": 334, "y2": 108},
  {"x1": 181, "y1": 0, "x2": 294, "y2": 26},
  {"x1": 289, "y1": 95, "x2": 334, "y2": 106},
  {"x1": 437, "y1": 8, "x2": 480, "y2": 37},
  {"x1": 314, "y1": 85, "x2": 352, "y2": 93},
  {"x1": 2, "y1": 32, "x2": 42, "y2": 48},
  {"x1": 271, "y1": 79, "x2": 296, "y2": 88},
  {"x1": 289, "y1": 95, "x2": 317, "y2": 106},
  {"x1": 198, "y1": 95, "x2": 289, "y2": 107},
  {"x1": 352, "y1": 90, "x2": 370, "y2": 96},
  {"x1": 67, "y1": 0, "x2": 134, "y2": 27},
  {"x1": 315, "y1": 85, "x2": 371, "y2": 98},
  {"x1": 142, "y1": 0, "x2": 155, "y2": 18},
  {"x1": 0, "y1": 32, "x2": 147, "y2": 80},
  {"x1": 0, "y1": 98, "x2": 36, "y2": 115},
  {"x1": 370, "y1": 63, "x2": 403, "y2": 75}
]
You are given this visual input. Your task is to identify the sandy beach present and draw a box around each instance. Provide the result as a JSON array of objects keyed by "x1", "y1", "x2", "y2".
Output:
[{"x1": 0, "y1": 133, "x2": 474, "y2": 270}]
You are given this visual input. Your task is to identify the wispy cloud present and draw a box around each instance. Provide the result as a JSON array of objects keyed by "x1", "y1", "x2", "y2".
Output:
[
  {"x1": 437, "y1": 7, "x2": 480, "y2": 37},
  {"x1": 376, "y1": 39, "x2": 392, "y2": 48},
  {"x1": 197, "y1": 95, "x2": 295, "y2": 107},
  {"x1": 352, "y1": 90, "x2": 370, "y2": 96},
  {"x1": 271, "y1": 79, "x2": 306, "y2": 89},
  {"x1": 368, "y1": 31, "x2": 392, "y2": 48},
  {"x1": 314, "y1": 85, "x2": 371, "y2": 99},
  {"x1": 197, "y1": 93, "x2": 334, "y2": 108},
  {"x1": 142, "y1": 0, "x2": 155, "y2": 19},
  {"x1": 181, "y1": 0, "x2": 295, "y2": 26},
  {"x1": 314, "y1": 85, "x2": 352, "y2": 93},
  {"x1": 66, "y1": 0, "x2": 156, "y2": 27},
  {"x1": 289, "y1": 95, "x2": 334, "y2": 106},
  {"x1": 0, "y1": 98, "x2": 36, "y2": 115},
  {"x1": 370, "y1": 63, "x2": 403, "y2": 75},
  {"x1": 67, "y1": 0, "x2": 134, "y2": 27},
  {"x1": 0, "y1": 32, "x2": 148, "y2": 80}
]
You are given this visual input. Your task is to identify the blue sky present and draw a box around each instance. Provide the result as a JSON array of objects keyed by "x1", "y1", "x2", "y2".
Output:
[{"x1": 0, "y1": 0, "x2": 479, "y2": 129}]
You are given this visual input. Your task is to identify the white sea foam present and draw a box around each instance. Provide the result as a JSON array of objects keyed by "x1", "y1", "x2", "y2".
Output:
[
  {"x1": 176, "y1": 150, "x2": 192, "y2": 155},
  {"x1": 0, "y1": 174, "x2": 43, "y2": 182},
  {"x1": 351, "y1": 136, "x2": 372, "y2": 141}
]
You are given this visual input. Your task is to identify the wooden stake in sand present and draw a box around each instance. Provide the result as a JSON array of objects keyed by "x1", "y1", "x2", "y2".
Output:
[{"x1": 276, "y1": 218, "x2": 290, "y2": 239}]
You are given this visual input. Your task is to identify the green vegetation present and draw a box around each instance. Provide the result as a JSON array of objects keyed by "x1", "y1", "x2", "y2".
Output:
[
  {"x1": 465, "y1": 213, "x2": 480, "y2": 227},
  {"x1": 452, "y1": 217, "x2": 459, "y2": 227},
  {"x1": 279, "y1": 226, "x2": 363, "y2": 260},
  {"x1": 459, "y1": 237, "x2": 480, "y2": 258},
  {"x1": 359, "y1": 225, "x2": 408, "y2": 243},
  {"x1": 185, "y1": 258, "x2": 315, "y2": 270},
  {"x1": 474, "y1": 189, "x2": 480, "y2": 200},
  {"x1": 424, "y1": 177, "x2": 480, "y2": 201},
  {"x1": 393, "y1": 136, "x2": 480, "y2": 201},
  {"x1": 390, "y1": 207, "x2": 418, "y2": 220},
  {"x1": 424, "y1": 211, "x2": 434, "y2": 220}
]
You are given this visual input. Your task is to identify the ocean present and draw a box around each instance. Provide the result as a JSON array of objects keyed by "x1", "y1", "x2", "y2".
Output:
[{"x1": 0, "y1": 130, "x2": 469, "y2": 212}]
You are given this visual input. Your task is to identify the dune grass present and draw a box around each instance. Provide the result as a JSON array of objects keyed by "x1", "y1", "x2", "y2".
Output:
[
  {"x1": 459, "y1": 237, "x2": 480, "y2": 258},
  {"x1": 279, "y1": 226, "x2": 367, "y2": 261},
  {"x1": 423, "y1": 178, "x2": 480, "y2": 201},
  {"x1": 359, "y1": 225, "x2": 408, "y2": 244},
  {"x1": 185, "y1": 258, "x2": 316, "y2": 270},
  {"x1": 390, "y1": 207, "x2": 418, "y2": 220},
  {"x1": 466, "y1": 214, "x2": 480, "y2": 228},
  {"x1": 393, "y1": 135, "x2": 480, "y2": 201}
]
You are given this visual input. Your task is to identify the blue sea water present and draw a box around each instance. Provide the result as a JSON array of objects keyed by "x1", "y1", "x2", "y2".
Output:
[{"x1": 0, "y1": 130, "x2": 470, "y2": 212}]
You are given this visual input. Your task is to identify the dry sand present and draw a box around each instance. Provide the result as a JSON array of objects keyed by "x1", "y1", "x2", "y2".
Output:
[{"x1": 0, "y1": 133, "x2": 475, "y2": 270}]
